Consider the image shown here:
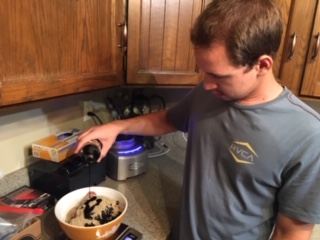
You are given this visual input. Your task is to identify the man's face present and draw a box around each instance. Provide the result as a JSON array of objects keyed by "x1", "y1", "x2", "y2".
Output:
[{"x1": 194, "y1": 43, "x2": 261, "y2": 104}]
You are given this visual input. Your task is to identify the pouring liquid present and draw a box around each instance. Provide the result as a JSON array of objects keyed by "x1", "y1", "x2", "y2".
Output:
[
  {"x1": 80, "y1": 140, "x2": 102, "y2": 197},
  {"x1": 88, "y1": 163, "x2": 92, "y2": 196}
]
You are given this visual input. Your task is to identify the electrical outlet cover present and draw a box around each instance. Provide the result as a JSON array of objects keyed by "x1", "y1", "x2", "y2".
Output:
[{"x1": 83, "y1": 101, "x2": 93, "y2": 121}]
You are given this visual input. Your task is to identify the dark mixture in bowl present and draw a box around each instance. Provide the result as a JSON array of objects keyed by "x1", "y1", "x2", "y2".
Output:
[{"x1": 66, "y1": 192, "x2": 122, "y2": 227}]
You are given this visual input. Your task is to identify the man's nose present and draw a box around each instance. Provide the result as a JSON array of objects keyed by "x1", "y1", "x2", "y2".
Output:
[{"x1": 203, "y1": 76, "x2": 218, "y2": 90}]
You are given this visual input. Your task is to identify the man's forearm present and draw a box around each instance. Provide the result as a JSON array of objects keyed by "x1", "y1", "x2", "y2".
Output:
[
  {"x1": 271, "y1": 231, "x2": 313, "y2": 240},
  {"x1": 271, "y1": 214, "x2": 314, "y2": 240},
  {"x1": 113, "y1": 109, "x2": 177, "y2": 136}
]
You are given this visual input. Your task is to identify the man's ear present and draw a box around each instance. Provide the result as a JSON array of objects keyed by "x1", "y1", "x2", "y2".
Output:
[{"x1": 256, "y1": 55, "x2": 273, "y2": 75}]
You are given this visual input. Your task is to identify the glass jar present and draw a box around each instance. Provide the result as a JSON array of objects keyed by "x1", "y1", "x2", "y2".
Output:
[{"x1": 80, "y1": 139, "x2": 102, "y2": 164}]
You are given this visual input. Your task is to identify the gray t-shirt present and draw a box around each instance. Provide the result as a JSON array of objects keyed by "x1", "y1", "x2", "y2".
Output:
[{"x1": 167, "y1": 82, "x2": 320, "y2": 240}]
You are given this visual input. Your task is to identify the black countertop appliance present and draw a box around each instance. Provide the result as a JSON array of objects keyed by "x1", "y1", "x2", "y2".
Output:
[{"x1": 28, "y1": 155, "x2": 106, "y2": 199}]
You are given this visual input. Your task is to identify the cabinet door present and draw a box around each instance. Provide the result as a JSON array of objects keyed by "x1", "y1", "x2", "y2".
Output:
[
  {"x1": 300, "y1": 4, "x2": 320, "y2": 97},
  {"x1": 273, "y1": 0, "x2": 294, "y2": 78},
  {"x1": 126, "y1": 0, "x2": 205, "y2": 85},
  {"x1": 126, "y1": 0, "x2": 292, "y2": 86},
  {"x1": 0, "y1": 0, "x2": 123, "y2": 107},
  {"x1": 278, "y1": 0, "x2": 318, "y2": 95}
]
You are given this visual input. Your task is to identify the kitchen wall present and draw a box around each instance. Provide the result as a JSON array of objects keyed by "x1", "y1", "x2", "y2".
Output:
[
  {"x1": 0, "y1": 87, "x2": 191, "y2": 177},
  {"x1": 0, "y1": 89, "x2": 107, "y2": 176}
]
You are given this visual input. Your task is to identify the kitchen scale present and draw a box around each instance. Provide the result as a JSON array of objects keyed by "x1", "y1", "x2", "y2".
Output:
[
  {"x1": 55, "y1": 223, "x2": 142, "y2": 240},
  {"x1": 110, "y1": 223, "x2": 142, "y2": 240}
]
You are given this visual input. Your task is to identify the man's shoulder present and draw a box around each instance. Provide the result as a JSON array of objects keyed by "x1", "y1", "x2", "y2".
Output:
[{"x1": 283, "y1": 88, "x2": 320, "y2": 122}]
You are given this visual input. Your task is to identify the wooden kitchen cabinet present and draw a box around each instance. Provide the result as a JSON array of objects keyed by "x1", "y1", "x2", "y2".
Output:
[
  {"x1": 299, "y1": 1, "x2": 320, "y2": 97},
  {"x1": 0, "y1": 0, "x2": 307, "y2": 107},
  {"x1": 273, "y1": 0, "x2": 294, "y2": 78},
  {"x1": 279, "y1": 0, "x2": 320, "y2": 98},
  {"x1": 126, "y1": 0, "x2": 209, "y2": 85},
  {"x1": 126, "y1": 0, "x2": 293, "y2": 86},
  {"x1": 0, "y1": 0, "x2": 124, "y2": 107}
]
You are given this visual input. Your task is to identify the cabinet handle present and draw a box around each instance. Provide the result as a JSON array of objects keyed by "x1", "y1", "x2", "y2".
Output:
[
  {"x1": 288, "y1": 32, "x2": 297, "y2": 60},
  {"x1": 311, "y1": 32, "x2": 320, "y2": 61},
  {"x1": 117, "y1": 22, "x2": 127, "y2": 53}
]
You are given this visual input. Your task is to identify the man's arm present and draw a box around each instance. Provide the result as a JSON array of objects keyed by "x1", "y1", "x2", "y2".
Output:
[
  {"x1": 271, "y1": 213, "x2": 314, "y2": 240},
  {"x1": 75, "y1": 110, "x2": 177, "y2": 161}
]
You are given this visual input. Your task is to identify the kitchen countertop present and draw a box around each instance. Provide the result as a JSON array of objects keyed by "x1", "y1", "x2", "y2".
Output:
[{"x1": 41, "y1": 132, "x2": 187, "y2": 240}]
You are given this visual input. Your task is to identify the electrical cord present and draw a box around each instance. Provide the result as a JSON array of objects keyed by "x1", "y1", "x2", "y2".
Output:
[
  {"x1": 171, "y1": 132, "x2": 187, "y2": 150},
  {"x1": 148, "y1": 142, "x2": 170, "y2": 158},
  {"x1": 106, "y1": 97, "x2": 125, "y2": 119},
  {"x1": 182, "y1": 132, "x2": 188, "y2": 142},
  {"x1": 87, "y1": 111, "x2": 103, "y2": 125}
]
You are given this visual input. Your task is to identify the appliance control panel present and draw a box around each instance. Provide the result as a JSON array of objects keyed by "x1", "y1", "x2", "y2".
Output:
[{"x1": 115, "y1": 224, "x2": 142, "y2": 240}]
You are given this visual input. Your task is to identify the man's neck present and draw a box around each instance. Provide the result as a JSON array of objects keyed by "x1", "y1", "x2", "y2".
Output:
[{"x1": 237, "y1": 75, "x2": 284, "y2": 106}]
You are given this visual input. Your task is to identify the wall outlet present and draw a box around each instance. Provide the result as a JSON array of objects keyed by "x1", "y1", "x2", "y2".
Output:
[
  {"x1": 83, "y1": 100, "x2": 93, "y2": 122},
  {"x1": 82, "y1": 100, "x2": 112, "y2": 126}
]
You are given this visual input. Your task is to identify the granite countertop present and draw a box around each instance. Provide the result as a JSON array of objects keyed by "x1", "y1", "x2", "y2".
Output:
[{"x1": 41, "y1": 132, "x2": 187, "y2": 240}]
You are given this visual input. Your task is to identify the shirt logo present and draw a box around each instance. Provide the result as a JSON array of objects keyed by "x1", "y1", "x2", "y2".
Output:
[{"x1": 229, "y1": 141, "x2": 258, "y2": 164}]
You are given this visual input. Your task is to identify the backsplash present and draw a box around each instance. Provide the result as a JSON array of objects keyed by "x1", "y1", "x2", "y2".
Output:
[{"x1": 0, "y1": 87, "x2": 191, "y2": 176}]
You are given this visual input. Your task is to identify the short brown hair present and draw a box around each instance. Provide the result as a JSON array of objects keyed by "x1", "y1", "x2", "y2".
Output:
[{"x1": 190, "y1": 0, "x2": 283, "y2": 68}]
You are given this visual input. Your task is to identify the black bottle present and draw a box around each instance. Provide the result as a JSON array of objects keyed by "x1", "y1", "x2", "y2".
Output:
[{"x1": 80, "y1": 139, "x2": 102, "y2": 164}]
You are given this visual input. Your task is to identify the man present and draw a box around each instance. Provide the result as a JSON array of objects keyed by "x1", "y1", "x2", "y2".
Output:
[{"x1": 76, "y1": 0, "x2": 320, "y2": 239}]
